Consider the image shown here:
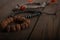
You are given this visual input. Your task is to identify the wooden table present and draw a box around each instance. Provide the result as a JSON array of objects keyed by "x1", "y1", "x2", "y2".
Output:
[{"x1": 0, "y1": 0, "x2": 60, "y2": 40}]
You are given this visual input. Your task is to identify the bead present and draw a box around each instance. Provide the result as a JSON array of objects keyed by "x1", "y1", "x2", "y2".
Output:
[{"x1": 16, "y1": 24, "x2": 21, "y2": 31}]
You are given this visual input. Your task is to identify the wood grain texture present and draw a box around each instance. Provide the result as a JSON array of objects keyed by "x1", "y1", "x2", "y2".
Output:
[
  {"x1": 29, "y1": 14, "x2": 60, "y2": 40},
  {"x1": 0, "y1": 0, "x2": 60, "y2": 40}
]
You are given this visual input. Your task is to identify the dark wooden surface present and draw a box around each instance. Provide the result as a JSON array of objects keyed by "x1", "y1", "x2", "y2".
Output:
[{"x1": 0, "y1": 0, "x2": 60, "y2": 40}]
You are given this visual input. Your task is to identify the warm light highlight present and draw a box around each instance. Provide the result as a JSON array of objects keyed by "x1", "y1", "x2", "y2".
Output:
[
  {"x1": 27, "y1": 0, "x2": 33, "y2": 3},
  {"x1": 50, "y1": 0, "x2": 57, "y2": 3}
]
